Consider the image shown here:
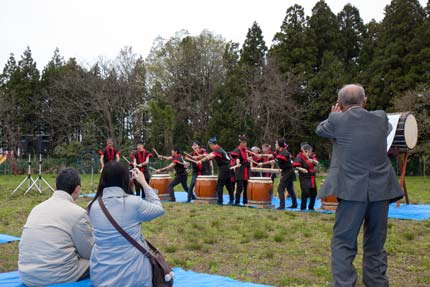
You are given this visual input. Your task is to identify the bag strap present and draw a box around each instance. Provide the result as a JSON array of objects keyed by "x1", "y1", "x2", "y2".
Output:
[{"x1": 97, "y1": 196, "x2": 154, "y2": 259}]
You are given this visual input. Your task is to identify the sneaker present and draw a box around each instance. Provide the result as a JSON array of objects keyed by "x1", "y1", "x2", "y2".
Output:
[
  {"x1": 287, "y1": 205, "x2": 297, "y2": 209},
  {"x1": 276, "y1": 206, "x2": 285, "y2": 210}
]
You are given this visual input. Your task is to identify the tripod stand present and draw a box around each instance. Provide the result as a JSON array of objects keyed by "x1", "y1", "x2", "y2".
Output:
[
  {"x1": 11, "y1": 154, "x2": 41, "y2": 195},
  {"x1": 11, "y1": 154, "x2": 54, "y2": 195},
  {"x1": 26, "y1": 154, "x2": 54, "y2": 195}
]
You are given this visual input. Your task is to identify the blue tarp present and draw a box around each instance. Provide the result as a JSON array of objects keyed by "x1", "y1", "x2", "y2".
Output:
[
  {"x1": 0, "y1": 234, "x2": 20, "y2": 244},
  {"x1": 0, "y1": 268, "x2": 272, "y2": 287},
  {"x1": 81, "y1": 191, "x2": 430, "y2": 221}
]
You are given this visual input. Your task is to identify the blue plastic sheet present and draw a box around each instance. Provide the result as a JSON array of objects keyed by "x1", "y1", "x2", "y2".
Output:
[
  {"x1": 0, "y1": 268, "x2": 272, "y2": 287},
  {"x1": 81, "y1": 191, "x2": 430, "y2": 221},
  {"x1": 0, "y1": 234, "x2": 20, "y2": 244}
]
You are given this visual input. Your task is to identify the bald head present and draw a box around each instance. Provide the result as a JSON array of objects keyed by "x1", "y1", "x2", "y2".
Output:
[{"x1": 338, "y1": 84, "x2": 366, "y2": 108}]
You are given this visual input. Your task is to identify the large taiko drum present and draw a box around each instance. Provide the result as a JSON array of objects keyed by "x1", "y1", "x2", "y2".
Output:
[
  {"x1": 246, "y1": 177, "x2": 274, "y2": 208},
  {"x1": 150, "y1": 174, "x2": 172, "y2": 201},
  {"x1": 321, "y1": 195, "x2": 338, "y2": 211},
  {"x1": 388, "y1": 112, "x2": 418, "y2": 151},
  {"x1": 194, "y1": 175, "x2": 218, "y2": 203}
]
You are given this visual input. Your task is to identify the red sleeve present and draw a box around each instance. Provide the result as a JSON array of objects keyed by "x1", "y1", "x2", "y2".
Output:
[
  {"x1": 147, "y1": 153, "x2": 153, "y2": 159},
  {"x1": 212, "y1": 151, "x2": 222, "y2": 158},
  {"x1": 116, "y1": 150, "x2": 121, "y2": 156},
  {"x1": 130, "y1": 153, "x2": 136, "y2": 159},
  {"x1": 185, "y1": 154, "x2": 191, "y2": 159},
  {"x1": 230, "y1": 151, "x2": 239, "y2": 158},
  {"x1": 276, "y1": 155, "x2": 288, "y2": 161},
  {"x1": 98, "y1": 150, "x2": 104, "y2": 156},
  {"x1": 292, "y1": 162, "x2": 302, "y2": 167},
  {"x1": 173, "y1": 160, "x2": 181, "y2": 164}
]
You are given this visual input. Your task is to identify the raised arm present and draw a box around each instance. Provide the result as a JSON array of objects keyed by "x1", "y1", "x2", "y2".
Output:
[{"x1": 132, "y1": 169, "x2": 165, "y2": 221}]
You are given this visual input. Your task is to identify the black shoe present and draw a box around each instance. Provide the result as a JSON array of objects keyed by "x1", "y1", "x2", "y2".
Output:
[
  {"x1": 300, "y1": 208, "x2": 306, "y2": 211},
  {"x1": 170, "y1": 199, "x2": 176, "y2": 202},
  {"x1": 309, "y1": 208, "x2": 315, "y2": 211},
  {"x1": 276, "y1": 206, "x2": 285, "y2": 210},
  {"x1": 287, "y1": 205, "x2": 297, "y2": 209},
  {"x1": 228, "y1": 201, "x2": 234, "y2": 205}
]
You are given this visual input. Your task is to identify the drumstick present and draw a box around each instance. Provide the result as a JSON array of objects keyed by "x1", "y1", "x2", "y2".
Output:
[
  {"x1": 122, "y1": 156, "x2": 131, "y2": 164},
  {"x1": 152, "y1": 148, "x2": 161, "y2": 158},
  {"x1": 250, "y1": 167, "x2": 281, "y2": 174},
  {"x1": 184, "y1": 152, "x2": 194, "y2": 158}
]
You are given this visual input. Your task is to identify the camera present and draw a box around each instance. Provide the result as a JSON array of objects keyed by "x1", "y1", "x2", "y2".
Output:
[{"x1": 129, "y1": 169, "x2": 135, "y2": 179}]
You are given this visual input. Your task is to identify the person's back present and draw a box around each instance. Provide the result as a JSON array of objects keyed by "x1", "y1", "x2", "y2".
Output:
[
  {"x1": 18, "y1": 168, "x2": 93, "y2": 287},
  {"x1": 322, "y1": 108, "x2": 399, "y2": 202},
  {"x1": 315, "y1": 84, "x2": 403, "y2": 287},
  {"x1": 88, "y1": 161, "x2": 164, "y2": 287}
]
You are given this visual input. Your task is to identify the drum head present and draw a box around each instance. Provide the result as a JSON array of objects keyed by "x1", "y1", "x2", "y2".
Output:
[
  {"x1": 249, "y1": 177, "x2": 272, "y2": 182},
  {"x1": 152, "y1": 174, "x2": 171, "y2": 179},
  {"x1": 197, "y1": 175, "x2": 218, "y2": 179},
  {"x1": 404, "y1": 113, "x2": 418, "y2": 149}
]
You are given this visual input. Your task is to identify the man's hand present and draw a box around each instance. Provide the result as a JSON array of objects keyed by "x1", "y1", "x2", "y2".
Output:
[{"x1": 331, "y1": 103, "x2": 342, "y2": 113}]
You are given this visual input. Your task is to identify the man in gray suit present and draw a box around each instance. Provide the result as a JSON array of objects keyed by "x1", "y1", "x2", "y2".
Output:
[{"x1": 316, "y1": 84, "x2": 403, "y2": 287}]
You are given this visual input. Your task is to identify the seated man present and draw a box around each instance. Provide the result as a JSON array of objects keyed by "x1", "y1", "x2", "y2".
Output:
[{"x1": 18, "y1": 168, "x2": 94, "y2": 287}]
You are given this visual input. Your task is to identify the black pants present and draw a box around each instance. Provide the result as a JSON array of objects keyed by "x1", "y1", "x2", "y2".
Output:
[
  {"x1": 277, "y1": 173, "x2": 297, "y2": 208},
  {"x1": 187, "y1": 173, "x2": 198, "y2": 201},
  {"x1": 300, "y1": 187, "x2": 317, "y2": 210},
  {"x1": 134, "y1": 172, "x2": 151, "y2": 199},
  {"x1": 235, "y1": 180, "x2": 248, "y2": 204},
  {"x1": 216, "y1": 166, "x2": 234, "y2": 204},
  {"x1": 331, "y1": 200, "x2": 389, "y2": 287},
  {"x1": 168, "y1": 174, "x2": 188, "y2": 201}
]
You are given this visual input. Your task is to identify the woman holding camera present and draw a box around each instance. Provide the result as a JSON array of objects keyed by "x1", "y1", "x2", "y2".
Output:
[{"x1": 87, "y1": 161, "x2": 165, "y2": 287}]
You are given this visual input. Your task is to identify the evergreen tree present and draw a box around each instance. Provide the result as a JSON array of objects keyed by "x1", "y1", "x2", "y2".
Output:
[
  {"x1": 239, "y1": 21, "x2": 267, "y2": 70},
  {"x1": 308, "y1": 0, "x2": 340, "y2": 69},
  {"x1": 337, "y1": 4, "x2": 366, "y2": 72},
  {"x1": 365, "y1": 0, "x2": 426, "y2": 110},
  {"x1": 271, "y1": 4, "x2": 315, "y2": 76}
]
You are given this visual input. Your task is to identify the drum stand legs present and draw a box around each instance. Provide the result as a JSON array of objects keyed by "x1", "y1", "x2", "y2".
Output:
[{"x1": 397, "y1": 152, "x2": 410, "y2": 207}]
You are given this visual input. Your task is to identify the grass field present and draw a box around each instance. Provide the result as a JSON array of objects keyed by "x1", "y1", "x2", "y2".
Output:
[{"x1": 0, "y1": 175, "x2": 430, "y2": 286}]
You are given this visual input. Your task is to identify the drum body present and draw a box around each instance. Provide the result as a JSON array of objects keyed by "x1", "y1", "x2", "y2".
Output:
[
  {"x1": 150, "y1": 174, "x2": 172, "y2": 201},
  {"x1": 194, "y1": 175, "x2": 218, "y2": 203},
  {"x1": 389, "y1": 112, "x2": 418, "y2": 151},
  {"x1": 246, "y1": 177, "x2": 274, "y2": 208},
  {"x1": 321, "y1": 195, "x2": 338, "y2": 211}
]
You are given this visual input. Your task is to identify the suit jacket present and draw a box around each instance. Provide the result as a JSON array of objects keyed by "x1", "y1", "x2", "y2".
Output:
[{"x1": 315, "y1": 107, "x2": 403, "y2": 202}]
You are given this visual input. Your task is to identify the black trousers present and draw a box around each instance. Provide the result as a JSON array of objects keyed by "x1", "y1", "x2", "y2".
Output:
[
  {"x1": 300, "y1": 187, "x2": 317, "y2": 210},
  {"x1": 235, "y1": 180, "x2": 248, "y2": 204},
  {"x1": 331, "y1": 200, "x2": 390, "y2": 287},
  {"x1": 216, "y1": 166, "x2": 234, "y2": 204},
  {"x1": 134, "y1": 172, "x2": 151, "y2": 199},
  {"x1": 168, "y1": 173, "x2": 188, "y2": 201},
  {"x1": 187, "y1": 173, "x2": 198, "y2": 201},
  {"x1": 277, "y1": 173, "x2": 297, "y2": 208}
]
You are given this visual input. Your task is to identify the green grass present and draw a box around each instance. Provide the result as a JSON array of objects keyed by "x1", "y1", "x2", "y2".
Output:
[{"x1": 0, "y1": 175, "x2": 430, "y2": 286}]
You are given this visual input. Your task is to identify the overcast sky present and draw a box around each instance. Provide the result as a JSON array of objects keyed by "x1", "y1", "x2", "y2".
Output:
[{"x1": 0, "y1": 0, "x2": 427, "y2": 70}]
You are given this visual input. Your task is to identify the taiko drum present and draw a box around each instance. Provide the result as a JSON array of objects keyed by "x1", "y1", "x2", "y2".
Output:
[
  {"x1": 246, "y1": 177, "x2": 274, "y2": 208},
  {"x1": 150, "y1": 174, "x2": 172, "y2": 201},
  {"x1": 194, "y1": 175, "x2": 218, "y2": 203},
  {"x1": 321, "y1": 195, "x2": 338, "y2": 211}
]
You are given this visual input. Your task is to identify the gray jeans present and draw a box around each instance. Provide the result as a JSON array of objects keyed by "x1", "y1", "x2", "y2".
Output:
[{"x1": 331, "y1": 199, "x2": 390, "y2": 287}]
